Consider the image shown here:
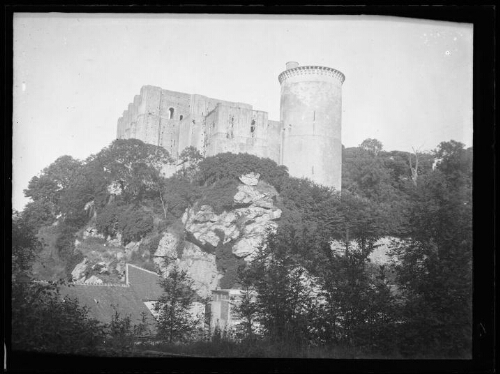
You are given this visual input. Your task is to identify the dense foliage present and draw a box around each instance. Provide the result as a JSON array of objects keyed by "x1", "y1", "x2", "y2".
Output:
[
  {"x1": 11, "y1": 212, "x2": 150, "y2": 355},
  {"x1": 232, "y1": 140, "x2": 472, "y2": 358},
  {"x1": 154, "y1": 263, "x2": 199, "y2": 343},
  {"x1": 15, "y1": 138, "x2": 472, "y2": 358}
]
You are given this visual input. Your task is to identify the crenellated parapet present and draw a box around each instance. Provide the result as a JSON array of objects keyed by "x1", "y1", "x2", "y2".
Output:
[{"x1": 278, "y1": 65, "x2": 345, "y2": 85}]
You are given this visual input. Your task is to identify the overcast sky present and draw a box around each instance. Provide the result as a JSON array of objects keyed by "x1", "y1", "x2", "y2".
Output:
[{"x1": 13, "y1": 14, "x2": 473, "y2": 211}]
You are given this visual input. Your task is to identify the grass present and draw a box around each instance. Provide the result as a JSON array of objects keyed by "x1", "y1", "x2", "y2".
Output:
[{"x1": 128, "y1": 338, "x2": 403, "y2": 358}]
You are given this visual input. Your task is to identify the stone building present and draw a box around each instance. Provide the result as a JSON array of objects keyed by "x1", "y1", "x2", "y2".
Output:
[{"x1": 117, "y1": 62, "x2": 345, "y2": 190}]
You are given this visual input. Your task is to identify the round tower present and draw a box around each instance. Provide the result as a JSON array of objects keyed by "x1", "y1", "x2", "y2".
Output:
[{"x1": 279, "y1": 62, "x2": 345, "y2": 191}]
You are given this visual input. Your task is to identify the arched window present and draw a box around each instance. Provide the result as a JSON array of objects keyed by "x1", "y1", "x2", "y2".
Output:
[
  {"x1": 180, "y1": 115, "x2": 183, "y2": 121},
  {"x1": 168, "y1": 108, "x2": 175, "y2": 119}
]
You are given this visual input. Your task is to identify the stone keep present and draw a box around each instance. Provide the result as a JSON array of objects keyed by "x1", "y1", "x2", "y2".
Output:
[
  {"x1": 279, "y1": 62, "x2": 345, "y2": 191},
  {"x1": 116, "y1": 62, "x2": 345, "y2": 190}
]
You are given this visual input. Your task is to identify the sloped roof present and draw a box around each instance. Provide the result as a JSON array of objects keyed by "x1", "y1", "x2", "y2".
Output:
[
  {"x1": 126, "y1": 264, "x2": 163, "y2": 301},
  {"x1": 59, "y1": 283, "x2": 153, "y2": 326},
  {"x1": 59, "y1": 264, "x2": 163, "y2": 327}
]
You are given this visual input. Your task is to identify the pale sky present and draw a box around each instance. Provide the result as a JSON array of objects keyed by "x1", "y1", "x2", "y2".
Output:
[{"x1": 13, "y1": 14, "x2": 473, "y2": 211}]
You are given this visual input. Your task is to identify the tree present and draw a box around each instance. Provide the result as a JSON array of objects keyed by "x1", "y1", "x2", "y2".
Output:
[
  {"x1": 154, "y1": 264, "x2": 198, "y2": 343},
  {"x1": 342, "y1": 144, "x2": 397, "y2": 203},
  {"x1": 11, "y1": 211, "x2": 105, "y2": 354},
  {"x1": 177, "y1": 146, "x2": 203, "y2": 181},
  {"x1": 238, "y1": 232, "x2": 319, "y2": 347},
  {"x1": 233, "y1": 266, "x2": 260, "y2": 341},
  {"x1": 86, "y1": 139, "x2": 173, "y2": 205},
  {"x1": 359, "y1": 138, "x2": 383, "y2": 156},
  {"x1": 390, "y1": 143, "x2": 472, "y2": 358},
  {"x1": 433, "y1": 140, "x2": 472, "y2": 183},
  {"x1": 159, "y1": 175, "x2": 203, "y2": 221},
  {"x1": 24, "y1": 155, "x2": 84, "y2": 219},
  {"x1": 105, "y1": 309, "x2": 152, "y2": 355},
  {"x1": 12, "y1": 210, "x2": 40, "y2": 280}
]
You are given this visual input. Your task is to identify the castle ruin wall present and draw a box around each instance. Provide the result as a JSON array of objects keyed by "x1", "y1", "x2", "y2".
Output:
[
  {"x1": 117, "y1": 62, "x2": 344, "y2": 189},
  {"x1": 118, "y1": 86, "x2": 282, "y2": 164}
]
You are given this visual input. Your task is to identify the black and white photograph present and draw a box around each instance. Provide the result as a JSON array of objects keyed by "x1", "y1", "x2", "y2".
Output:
[{"x1": 7, "y1": 5, "x2": 494, "y2": 372}]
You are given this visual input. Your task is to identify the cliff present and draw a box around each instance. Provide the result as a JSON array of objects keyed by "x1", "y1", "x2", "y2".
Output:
[{"x1": 69, "y1": 173, "x2": 281, "y2": 299}]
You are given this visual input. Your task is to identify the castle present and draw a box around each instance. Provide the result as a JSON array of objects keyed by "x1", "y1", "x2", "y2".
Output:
[{"x1": 117, "y1": 62, "x2": 345, "y2": 190}]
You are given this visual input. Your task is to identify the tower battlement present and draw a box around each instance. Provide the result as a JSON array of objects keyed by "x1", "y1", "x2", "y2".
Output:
[{"x1": 278, "y1": 65, "x2": 345, "y2": 85}]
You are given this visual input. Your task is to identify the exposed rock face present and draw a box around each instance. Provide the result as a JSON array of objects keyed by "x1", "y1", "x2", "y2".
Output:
[
  {"x1": 183, "y1": 178, "x2": 281, "y2": 262},
  {"x1": 154, "y1": 232, "x2": 179, "y2": 269},
  {"x1": 70, "y1": 173, "x2": 282, "y2": 300},
  {"x1": 369, "y1": 236, "x2": 399, "y2": 264},
  {"x1": 183, "y1": 206, "x2": 240, "y2": 248},
  {"x1": 82, "y1": 225, "x2": 105, "y2": 240},
  {"x1": 72, "y1": 258, "x2": 88, "y2": 281},
  {"x1": 234, "y1": 185, "x2": 265, "y2": 205},
  {"x1": 176, "y1": 242, "x2": 221, "y2": 299},
  {"x1": 85, "y1": 275, "x2": 103, "y2": 284},
  {"x1": 107, "y1": 181, "x2": 123, "y2": 196},
  {"x1": 239, "y1": 172, "x2": 260, "y2": 186},
  {"x1": 154, "y1": 232, "x2": 221, "y2": 299},
  {"x1": 124, "y1": 240, "x2": 141, "y2": 261}
]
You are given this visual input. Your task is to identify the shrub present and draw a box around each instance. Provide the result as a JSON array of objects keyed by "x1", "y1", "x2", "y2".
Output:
[
  {"x1": 96, "y1": 203, "x2": 154, "y2": 245},
  {"x1": 12, "y1": 281, "x2": 105, "y2": 354},
  {"x1": 196, "y1": 153, "x2": 289, "y2": 191},
  {"x1": 199, "y1": 179, "x2": 239, "y2": 215},
  {"x1": 118, "y1": 207, "x2": 154, "y2": 245},
  {"x1": 95, "y1": 202, "x2": 126, "y2": 238},
  {"x1": 103, "y1": 309, "x2": 153, "y2": 356},
  {"x1": 161, "y1": 176, "x2": 203, "y2": 219}
]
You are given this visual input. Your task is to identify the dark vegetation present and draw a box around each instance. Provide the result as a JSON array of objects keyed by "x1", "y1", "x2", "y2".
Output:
[{"x1": 12, "y1": 138, "x2": 472, "y2": 358}]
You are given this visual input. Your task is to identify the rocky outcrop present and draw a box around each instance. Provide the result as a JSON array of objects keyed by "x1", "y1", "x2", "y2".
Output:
[
  {"x1": 69, "y1": 173, "x2": 282, "y2": 299},
  {"x1": 72, "y1": 258, "x2": 88, "y2": 281},
  {"x1": 124, "y1": 240, "x2": 141, "y2": 261},
  {"x1": 176, "y1": 242, "x2": 221, "y2": 299},
  {"x1": 84, "y1": 275, "x2": 103, "y2": 284},
  {"x1": 154, "y1": 232, "x2": 221, "y2": 299},
  {"x1": 369, "y1": 236, "x2": 399, "y2": 264},
  {"x1": 183, "y1": 176, "x2": 281, "y2": 262},
  {"x1": 239, "y1": 172, "x2": 260, "y2": 186},
  {"x1": 107, "y1": 181, "x2": 123, "y2": 196},
  {"x1": 81, "y1": 225, "x2": 105, "y2": 240},
  {"x1": 182, "y1": 206, "x2": 240, "y2": 248},
  {"x1": 154, "y1": 232, "x2": 179, "y2": 268}
]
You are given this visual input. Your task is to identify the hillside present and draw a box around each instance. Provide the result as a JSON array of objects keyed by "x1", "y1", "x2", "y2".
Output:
[
  {"x1": 22, "y1": 138, "x2": 471, "y2": 289},
  {"x1": 16, "y1": 137, "x2": 472, "y2": 358}
]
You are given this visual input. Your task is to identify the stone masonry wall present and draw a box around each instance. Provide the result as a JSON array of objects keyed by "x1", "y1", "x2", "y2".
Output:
[{"x1": 117, "y1": 86, "x2": 282, "y2": 164}]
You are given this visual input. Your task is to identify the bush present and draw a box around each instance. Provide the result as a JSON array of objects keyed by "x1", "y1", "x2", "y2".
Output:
[
  {"x1": 103, "y1": 309, "x2": 153, "y2": 356},
  {"x1": 118, "y1": 207, "x2": 154, "y2": 245},
  {"x1": 196, "y1": 153, "x2": 289, "y2": 191},
  {"x1": 161, "y1": 176, "x2": 203, "y2": 219},
  {"x1": 95, "y1": 202, "x2": 126, "y2": 238},
  {"x1": 12, "y1": 281, "x2": 105, "y2": 354},
  {"x1": 54, "y1": 223, "x2": 83, "y2": 278},
  {"x1": 199, "y1": 179, "x2": 239, "y2": 215},
  {"x1": 95, "y1": 203, "x2": 154, "y2": 245}
]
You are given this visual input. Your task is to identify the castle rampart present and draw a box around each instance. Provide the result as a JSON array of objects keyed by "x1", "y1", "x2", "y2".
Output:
[
  {"x1": 117, "y1": 62, "x2": 344, "y2": 190},
  {"x1": 117, "y1": 86, "x2": 282, "y2": 164}
]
